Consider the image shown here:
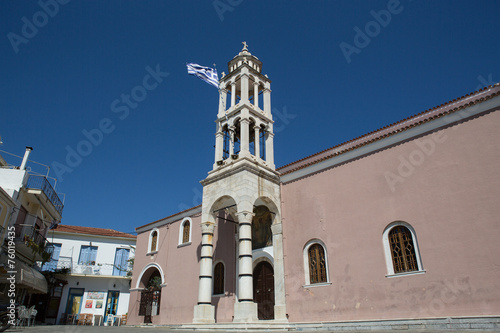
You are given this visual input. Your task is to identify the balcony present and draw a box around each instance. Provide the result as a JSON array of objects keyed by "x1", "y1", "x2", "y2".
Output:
[
  {"x1": 13, "y1": 223, "x2": 53, "y2": 262},
  {"x1": 26, "y1": 174, "x2": 64, "y2": 215},
  {"x1": 39, "y1": 256, "x2": 131, "y2": 277}
]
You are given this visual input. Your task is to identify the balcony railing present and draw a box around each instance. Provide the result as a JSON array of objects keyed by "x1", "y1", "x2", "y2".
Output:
[
  {"x1": 39, "y1": 256, "x2": 131, "y2": 277},
  {"x1": 13, "y1": 223, "x2": 53, "y2": 261},
  {"x1": 26, "y1": 175, "x2": 64, "y2": 215}
]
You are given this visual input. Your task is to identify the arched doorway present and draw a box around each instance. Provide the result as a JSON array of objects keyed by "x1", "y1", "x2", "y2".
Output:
[
  {"x1": 139, "y1": 270, "x2": 162, "y2": 324},
  {"x1": 253, "y1": 261, "x2": 275, "y2": 320}
]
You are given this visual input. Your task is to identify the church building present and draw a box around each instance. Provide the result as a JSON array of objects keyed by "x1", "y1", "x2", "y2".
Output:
[{"x1": 127, "y1": 45, "x2": 500, "y2": 329}]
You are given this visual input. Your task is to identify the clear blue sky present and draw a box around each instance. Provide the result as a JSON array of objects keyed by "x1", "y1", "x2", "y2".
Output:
[{"x1": 1, "y1": 1, "x2": 499, "y2": 235}]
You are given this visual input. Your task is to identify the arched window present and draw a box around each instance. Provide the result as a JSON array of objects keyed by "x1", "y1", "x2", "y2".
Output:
[
  {"x1": 148, "y1": 228, "x2": 159, "y2": 253},
  {"x1": 303, "y1": 240, "x2": 330, "y2": 286},
  {"x1": 383, "y1": 222, "x2": 424, "y2": 276},
  {"x1": 182, "y1": 222, "x2": 190, "y2": 243},
  {"x1": 213, "y1": 262, "x2": 225, "y2": 295},
  {"x1": 308, "y1": 244, "x2": 327, "y2": 284},
  {"x1": 178, "y1": 218, "x2": 192, "y2": 246}
]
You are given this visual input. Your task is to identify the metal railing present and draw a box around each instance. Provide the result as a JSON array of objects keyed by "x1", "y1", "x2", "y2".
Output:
[
  {"x1": 39, "y1": 256, "x2": 130, "y2": 277},
  {"x1": 26, "y1": 175, "x2": 64, "y2": 215},
  {"x1": 13, "y1": 223, "x2": 53, "y2": 257}
]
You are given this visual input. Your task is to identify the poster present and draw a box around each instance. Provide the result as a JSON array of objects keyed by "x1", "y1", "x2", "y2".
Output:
[
  {"x1": 96, "y1": 301, "x2": 103, "y2": 309},
  {"x1": 85, "y1": 300, "x2": 93, "y2": 308},
  {"x1": 87, "y1": 291, "x2": 105, "y2": 300}
]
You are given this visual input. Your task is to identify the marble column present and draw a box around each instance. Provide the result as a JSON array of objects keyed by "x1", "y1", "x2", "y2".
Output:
[
  {"x1": 233, "y1": 210, "x2": 258, "y2": 322},
  {"x1": 214, "y1": 124, "x2": 224, "y2": 164},
  {"x1": 265, "y1": 131, "x2": 275, "y2": 168},
  {"x1": 231, "y1": 82, "x2": 236, "y2": 107},
  {"x1": 263, "y1": 87, "x2": 271, "y2": 116},
  {"x1": 241, "y1": 74, "x2": 249, "y2": 103},
  {"x1": 240, "y1": 118, "x2": 250, "y2": 155},
  {"x1": 253, "y1": 82, "x2": 259, "y2": 108},
  {"x1": 218, "y1": 88, "x2": 228, "y2": 116},
  {"x1": 254, "y1": 126, "x2": 260, "y2": 159},
  {"x1": 193, "y1": 222, "x2": 216, "y2": 323},
  {"x1": 229, "y1": 126, "x2": 235, "y2": 155}
]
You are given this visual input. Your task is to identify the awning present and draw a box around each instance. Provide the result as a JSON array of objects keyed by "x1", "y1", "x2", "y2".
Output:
[{"x1": 15, "y1": 261, "x2": 48, "y2": 294}]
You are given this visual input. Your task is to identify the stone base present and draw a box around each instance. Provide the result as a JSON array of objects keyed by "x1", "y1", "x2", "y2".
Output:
[
  {"x1": 233, "y1": 301, "x2": 258, "y2": 323},
  {"x1": 192, "y1": 304, "x2": 215, "y2": 324},
  {"x1": 273, "y1": 304, "x2": 288, "y2": 322}
]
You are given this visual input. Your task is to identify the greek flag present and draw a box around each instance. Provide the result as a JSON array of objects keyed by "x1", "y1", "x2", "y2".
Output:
[{"x1": 186, "y1": 63, "x2": 219, "y2": 88}]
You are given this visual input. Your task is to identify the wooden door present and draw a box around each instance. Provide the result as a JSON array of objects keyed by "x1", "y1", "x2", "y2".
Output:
[{"x1": 253, "y1": 261, "x2": 275, "y2": 320}]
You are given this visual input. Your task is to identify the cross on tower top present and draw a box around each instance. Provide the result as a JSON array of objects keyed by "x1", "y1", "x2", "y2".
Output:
[{"x1": 242, "y1": 41, "x2": 248, "y2": 51}]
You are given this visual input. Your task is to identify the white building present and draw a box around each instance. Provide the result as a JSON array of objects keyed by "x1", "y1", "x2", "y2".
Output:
[
  {"x1": 0, "y1": 147, "x2": 63, "y2": 307},
  {"x1": 40, "y1": 224, "x2": 136, "y2": 325}
]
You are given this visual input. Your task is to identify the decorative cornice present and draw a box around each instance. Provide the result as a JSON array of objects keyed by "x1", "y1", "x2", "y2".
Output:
[
  {"x1": 279, "y1": 84, "x2": 500, "y2": 178},
  {"x1": 280, "y1": 91, "x2": 500, "y2": 184},
  {"x1": 202, "y1": 158, "x2": 280, "y2": 187}
]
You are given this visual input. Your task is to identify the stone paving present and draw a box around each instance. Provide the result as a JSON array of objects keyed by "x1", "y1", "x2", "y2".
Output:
[{"x1": 5, "y1": 325, "x2": 500, "y2": 333}]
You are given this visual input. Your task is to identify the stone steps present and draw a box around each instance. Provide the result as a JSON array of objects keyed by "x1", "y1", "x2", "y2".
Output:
[{"x1": 159, "y1": 316, "x2": 500, "y2": 331}]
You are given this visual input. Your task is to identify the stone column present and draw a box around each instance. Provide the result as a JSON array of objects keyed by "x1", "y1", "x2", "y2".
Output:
[
  {"x1": 229, "y1": 126, "x2": 235, "y2": 155},
  {"x1": 241, "y1": 74, "x2": 249, "y2": 103},
  {"x1": 240, "y1": 118, "x2": 250, "y2": 155},
  {"x1": 271, "y1": 223, "x2": 288, "y2": 322},
  {"x1": 265, "y1": 131, "x2": 275, "y2": 169},
  {"x1": 218, "y1": 88, "x2": 227, "y2": 117},
  {"x1": 253, "y1": 82, "x2": 259, "y2": 108},
  {"x1": 254, "y1": 126, "x2": 260, "y2": 159},
  {"x1": 231, "y1": 82, "x2": 236, "y2": 107},
  {"x1": 193, "y1": 222, "x2": 216, "y2": 323},
  {"x1": 233, "y1": 211, "x2": 258, "y2": 322},
  {"x1": 263, "y1": 87, "x2": 271, "y2": 116},
  {"x1": 214, "y1": 123, "x2": 224, "y2": 164}
]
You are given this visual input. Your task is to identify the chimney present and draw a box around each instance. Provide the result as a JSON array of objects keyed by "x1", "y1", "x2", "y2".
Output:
[{"x1": 20, "y1": 146, "x2": 33, "y2": 170}]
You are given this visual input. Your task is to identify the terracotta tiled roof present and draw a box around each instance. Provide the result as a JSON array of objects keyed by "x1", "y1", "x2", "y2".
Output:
[
  {"x1": 278, "y1": 83, "x2": 500, "y2": 176},
  {"x1": 52, "y1": 224, "x2": 136, "y2": 239}
]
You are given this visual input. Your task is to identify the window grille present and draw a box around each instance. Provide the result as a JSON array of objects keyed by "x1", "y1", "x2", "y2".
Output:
[
  {"x1": 150, "y1": 231, "x2": 158, "y2": 252},
  {"x1": 213, "y1": 262, "x2": 224, "y2": 295},
  {"x1": 308, "y1": 243, "x2": 327, "y2": 284},
  {"x1": 389, "y1": 226, "x2": 418, "y2": 273},
  {"x1": 182, "y1": 222, "x2": 190, "y2": 243}
]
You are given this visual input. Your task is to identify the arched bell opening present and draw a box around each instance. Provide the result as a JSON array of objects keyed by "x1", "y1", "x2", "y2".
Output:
[{"x1": 252, "y1": 205, "x2": 273, "y2": 251}]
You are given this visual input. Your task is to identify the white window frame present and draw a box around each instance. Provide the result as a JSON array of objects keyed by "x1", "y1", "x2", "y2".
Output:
[
  {"x1": 303, "y1": 239, "x2": 331, "y2": 287},
  {"x1": 148, "y1": 228, "x2": 160, "y2": 254},
  {"x1": 383, "y1": 221, "x2": 425, "y2": 277},
  {"x1": 178, "y1": 218, "x2": 192, "y2": 246}
]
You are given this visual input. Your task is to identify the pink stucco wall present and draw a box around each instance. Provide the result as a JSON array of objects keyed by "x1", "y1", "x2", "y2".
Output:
[
  {"x1": 128, "y1": 213, "x2": 237, "y2": 325},
  {"x1": 281, "y1": 110, "x2": 500, "y2": 322}
]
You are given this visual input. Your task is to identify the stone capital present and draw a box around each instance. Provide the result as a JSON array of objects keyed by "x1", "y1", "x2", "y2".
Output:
[
  {"x1": 236, "y1": 211, "x2": 255, "y2": 224},
  {"x1": 201, "y1": 221, "x2": 216, "y2": 233}
]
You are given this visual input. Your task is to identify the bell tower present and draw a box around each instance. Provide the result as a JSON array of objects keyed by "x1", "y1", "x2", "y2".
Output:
[
  {"x1": 193, "y1": 43, "x2": 287, "y2": 324},
  {"x1": 213, "y1": 41, "x2": 275, "y2": 170}
]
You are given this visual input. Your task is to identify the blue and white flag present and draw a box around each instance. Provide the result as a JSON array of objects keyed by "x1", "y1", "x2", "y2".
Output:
[{"x1": 186, "y1": 63, "x2": 219, "y2": 88}]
